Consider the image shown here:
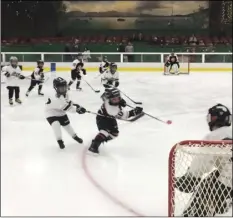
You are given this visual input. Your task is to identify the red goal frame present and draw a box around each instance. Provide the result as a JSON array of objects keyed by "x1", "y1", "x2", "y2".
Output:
[{"x1": 168, "y1": 140, "x2": 233, "y2": 216}]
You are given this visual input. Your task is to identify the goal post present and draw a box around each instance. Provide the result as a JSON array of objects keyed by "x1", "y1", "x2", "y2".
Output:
[
  {"x1": 164, "y1": 54, "x2": 190, "y2": 75},
  {"x1": 168, "y1": 140, "x2": 233, "y2": 216}
]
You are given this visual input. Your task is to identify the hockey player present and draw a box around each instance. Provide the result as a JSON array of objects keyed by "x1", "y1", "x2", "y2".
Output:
[
  {"x1": 99, "y1": 56, "x2": 110, "y2": 74},
  {"x1": 4, "y1": 56, "x2": 25, "y2": 105},
  {"x1": 101, "y1": 62, "x2": 119, "y2": 88},
  {"x1": 88, "y1": 87, "x2": 143, "y2": 154},
  {"x1": 164, "y1": 52, "x2": 180, "y2": 75},
  {"x1": 26, "y1": 60, "x2": 45, "y2": 96},
  {"x1": 45, "y1": 77, "x2": 87, "y2": 149},
  {"x1": 68, "y1": 53, "x2": 86, "y2": 90},
  {"x1": 175, "y1": 103, "x2": 232, "y2": 216}
]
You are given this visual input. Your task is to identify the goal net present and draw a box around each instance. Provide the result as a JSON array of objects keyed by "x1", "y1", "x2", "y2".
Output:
[
  {"x1": 164, "y1": 54, "x2": 190, "y2": 75},
  {"x1": 168, "y1": 140, "x2": 232, "y2": 216}
]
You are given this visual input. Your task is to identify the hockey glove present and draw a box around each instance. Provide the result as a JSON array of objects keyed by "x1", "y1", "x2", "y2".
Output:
[
  {"x1": 76, "y1": 105, "x2": 86, "y2": 114},
  {"x1": 82, "y1": 69, "x2": 87, "y2": 75},
  {"x1": 128, "y1": 107, "x2": 143, "y2": 117},
  {"x1": 4, "y1": 72, "x2": 10, "y2": 77},
  {"x1": 119, "y1": 98, "x2": 126, "y2": 107},
  {"x1": 19, "y1": 75, "x2": 25, "y2": 79},
  {"x1": 115, "y1": 81, "x2": 119, "y2": 87}
]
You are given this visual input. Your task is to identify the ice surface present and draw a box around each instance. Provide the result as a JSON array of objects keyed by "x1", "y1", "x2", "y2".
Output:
[{"x1": 1, "y1": 71, "x2": 232, "y2": 216}]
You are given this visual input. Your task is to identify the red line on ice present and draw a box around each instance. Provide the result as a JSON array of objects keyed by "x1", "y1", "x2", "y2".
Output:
[{"x1": 81, "y1": 147, "x2": 145, "y2": 216}]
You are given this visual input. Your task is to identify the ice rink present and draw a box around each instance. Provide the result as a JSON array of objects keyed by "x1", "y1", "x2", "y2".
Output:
[{"x1": 1, "y1": 71, "x2": 232, "y2": 216}]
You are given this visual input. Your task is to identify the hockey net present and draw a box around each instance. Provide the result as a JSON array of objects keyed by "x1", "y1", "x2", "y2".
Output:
[
  {"x1": 168, "y1": 140, "x2": 232, "y2": 216},
  {"x1": 164, "y1": 54, "x2": 190, "y2": 75}
]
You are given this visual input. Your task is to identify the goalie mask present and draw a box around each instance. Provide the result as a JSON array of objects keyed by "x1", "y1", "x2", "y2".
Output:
[
  {"x1": 207, "y1": 103, "x2": 232, "y2": 131},
  {"x1": 10, "y1": 56, "x2": 18, "y2": 68},
  {"x1": 105, "y1": 87, "x2": 121, "y2": 106},
  {"x1": 53, "y1": 77, "x2": 68, "y2": 95},
  {"x1": 110, "y1": 62, "x2": 117, "y2": 74}
]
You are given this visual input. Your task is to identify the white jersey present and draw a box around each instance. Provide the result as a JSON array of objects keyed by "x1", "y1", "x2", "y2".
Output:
[
  {"x1": 45, "y1": 92, "x2": 76, "y2": 118},
  {"x1": 188, "y1": 126, "x2": 232, "y2": 188},
  {"x1": 1, "y1": 65, "x2": 8, "y2": 73},
  {"x1": 71, "y1": 59, "x2": 84, "y2": 70},
  {"x1": 31, "y1": 67, "x2": 44, "y2": 80},
  {"x1": 4, "y1": 65, "x2": 23, "y2": 86},
  {"x1": 99, "y1": 99, "x2": 129, "y2": 120},
  {"x1": 101, "y1": 70, "x2": 119, "y2": 86}
]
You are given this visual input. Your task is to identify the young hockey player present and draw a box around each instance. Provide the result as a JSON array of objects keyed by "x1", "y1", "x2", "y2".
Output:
[
  {"x1": 164, "y1": 52, "x2": 180, "y2": 75},
  {"x1": 68, "y1": 53, "x2": 86, "y2": 90},
  {"x1": 175, "y1": 103, "x2": 232, "y2": 216},
  {"x1": 45, "y1": 77, "x2": 87, "y2": 149},
  {"x1": 99, "y1": 56, "x2": 110, "y2": 74},
  {"x1": 101, "y1": 62, "x2": 119, "y2": 88},
  {"x1": 26, "y1": 60, "x2": 45, "y2": 96},
  {"x1": 88, "y1": 87, "x2": 143, "y2": 154},
  {"x1": 4, "y1": 56, "x2": 25, "y2": 105}
]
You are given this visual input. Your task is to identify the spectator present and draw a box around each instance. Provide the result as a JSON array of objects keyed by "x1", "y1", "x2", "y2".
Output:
[
  {"x1": 83, "y1": 47, "x2": 91, "y2": 62},
  {"x1": 64, "y1": 43, "x2": 73, "y2": 62},
  {"x1": 189, "y1": 34, "x2": 198, "y2": 46},
  {"x1": 138, "y1": 32, "x2": 143, "y2": 41},
  {"x1": 125, "y1": 41, "x2": 134, "y2": 62},
  {"x1": 117, "y1": 42, "x2": 125, "y2": 52}
]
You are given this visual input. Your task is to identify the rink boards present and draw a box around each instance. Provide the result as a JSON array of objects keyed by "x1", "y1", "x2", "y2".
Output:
[{"x1": 10, "y1": 62, "x2": 233, "y2": 73}]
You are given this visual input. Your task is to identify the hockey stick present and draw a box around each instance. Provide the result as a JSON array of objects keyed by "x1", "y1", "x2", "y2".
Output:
[
  {"x1": 127, "y1": 104, "x2": 172, "y2": 125},
  {"x1": 86, "y1": 110, "x2": 142, "y2": 122},
  {"x1": 119, "y1": 89, "x2": 142, "y2": 105},
  {"x1": 108, "y1": 85, "x2": 142, "y2": 105},
  {"x1": 83, "y1": 79, "x2": 100, "y2": 93}
]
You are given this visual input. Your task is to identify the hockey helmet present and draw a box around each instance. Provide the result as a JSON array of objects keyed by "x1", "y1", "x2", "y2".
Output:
[
  {"x1": 37, "y1": 60, "x2": 44, "y2": 68},
  {"x1": 110, "y1": 62, "x2": 117, "y2": 74},
  {"x1": 77, "y1": 53, "x2": 83, "y2": 60},
  {"x1": 207, "y1": 103, "x2": 232, "y2": 131},
  {"x1": 105, "y1": 87, "x2": 121, "y2": 105},
  {"x1": 53, "y1": 77, "x2": 68, "y2": 95},
  {"x1": 9, "y1": 56, "x2": 18, "y2": 68}
]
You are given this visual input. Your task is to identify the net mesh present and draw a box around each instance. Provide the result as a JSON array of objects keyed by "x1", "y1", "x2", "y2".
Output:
[{"x1": 168, "y1": 140, "x2": 232, "y2": 216}]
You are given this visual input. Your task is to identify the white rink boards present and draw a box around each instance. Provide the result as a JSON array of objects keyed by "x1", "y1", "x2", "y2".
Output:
[{"x1": 1, "y1": 71, "x2": 232, "y2": 216}]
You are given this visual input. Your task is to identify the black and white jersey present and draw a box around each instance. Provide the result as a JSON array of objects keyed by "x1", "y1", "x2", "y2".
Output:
[
  {"x1": 45, "y1": 93, "x2": 76, "y2": 118},
  {"x1": 98, "y1": 98, "x2": 129, "y2": 120},
  {"x1": 99, "y1": 61, "x2": 110, "y2": 73},
  {"x1": 31, "y1": 67, "x2": 44, "y2": 80},
  {"x1": 188, "y1": 126, "x2": 232, "y2": 188},
  {"x1": 4, "y1": 65, "x2": 23, "y2": 86},
  {"x1": 71, "y1": 59, "x2": 84, "y2": 70},
  {"x1": 167, "y1": 54, "x2": 179, "y2": 62}
]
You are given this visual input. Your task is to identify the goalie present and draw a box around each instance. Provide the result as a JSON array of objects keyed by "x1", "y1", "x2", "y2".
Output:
[
  {"x1": 164, "y1": 52, "x2": 180, "y2": 75},
  {"x1": 175, "y1": 104, "x2": 232, "y2": 216}
]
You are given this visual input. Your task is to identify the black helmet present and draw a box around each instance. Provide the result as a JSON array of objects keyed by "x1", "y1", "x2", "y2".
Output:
[
  {"x1": 53, "y1": 77, "x2": 68, "y2": 95},
  {"x1": 37, "y1": 60, "x2": 44, "y2": 68},
  {"x1": 207, "y1": 103, "x2": 231, "y2": 131},
  {"x1": 105, "y1": 87, "x2": 121, "y2": 105},
  {"x1": 77, "y1": 53, "x2": 83, "y2": 60}
]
